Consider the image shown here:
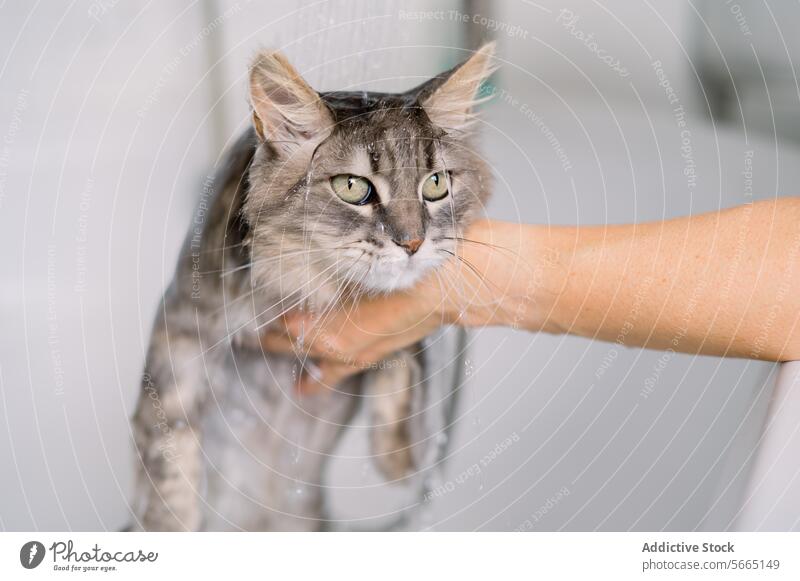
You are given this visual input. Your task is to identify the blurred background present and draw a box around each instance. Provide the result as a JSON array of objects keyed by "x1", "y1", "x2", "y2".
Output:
[{"x1": 1, "y1": 0, "x2": 799, "y2": 531}]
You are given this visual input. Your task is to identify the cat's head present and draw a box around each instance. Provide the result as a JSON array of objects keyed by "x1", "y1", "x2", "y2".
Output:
[{"x1": 243, "y1": 44, "x2": 495, "y2": 296}]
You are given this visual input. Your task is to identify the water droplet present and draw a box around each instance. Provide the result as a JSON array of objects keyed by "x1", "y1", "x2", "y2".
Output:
[
  {"x1": 304, "y1": 170, "x2": 313, "y2": 201},
  {"x1": 464, "y1": 358, "x2": 474, "y2": 378}
]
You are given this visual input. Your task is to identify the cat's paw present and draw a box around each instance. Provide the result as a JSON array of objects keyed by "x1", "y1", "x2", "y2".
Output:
[{"x1": 371, "y1": 422, "x2": 415, "y2": 481}]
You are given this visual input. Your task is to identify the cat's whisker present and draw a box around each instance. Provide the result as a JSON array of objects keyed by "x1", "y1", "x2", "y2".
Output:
[
  {"x1": 316, "y1": 261, "x2": 361, "y2": 323},
  {"x1": 432, "y1": 268, "x2": 464, "y2": 327},
  {"x1": 182, "y1": 240, "x2": 247, "y2": 258},
  {"x1": 192, "y1": 260, "x2": 346, "y2": 360},
  {"x1": 438, "y1": 248, "x2": 501, "y2": 293},
  {"x1": 293, "y1": 263, "x2": 373, "y2": 369},
  {"x1": 436, "y1": 249, "x2": 491, "y2": 304},
  {"x1": 215, "y1": 248, "x2": 332, "y2": 278},
  {"x1": 438, "y1": 236, "x2": 523, "y2": 260},
  {"x1": 435, "y1": 262, "x2": 480, "y2": 313},
  {"x1": 310, "y1": 257, "x2": 372, "y2": 331},
  {"x1": 299, "y1": 262, "x2": 358, "y2": 344},
  {"x1": 252, "y1": 256, "x2": 361, "y2": 332},
  {"x1": 268, "y1": 244, "x2": 365, "y2": 314},
  {"x1": 252, "y1": 261, "x2": 344, "y2": 327},
  {"x1": 249, "y1": 258, "x2": 366, "y2": 347},
  {"x1": 340, "y1": 263, "x2": 372, "y2": 310},
  {"x1": 211, "y1": 241, "x2": 365, "y2": 278},
  {"x1": 433, "y1": 140, "x2": 476, "y2": 317},
  {"x1": 437, "y1": 249, "x2": 509, "y2": 313},
  {"x1": 212, "y1": 242, "x2": 366, "y2": 310},
  {"x1": 291, "y1": 253, "x2": 367, "y2": 371},
  {"x1": 209, "y1": 256, "x2": 333, "y2": 315}
]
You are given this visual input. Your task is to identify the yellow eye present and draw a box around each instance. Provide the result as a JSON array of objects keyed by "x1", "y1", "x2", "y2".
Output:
[
  {"x1": 422, "y1": 171, "x2": 449, "y2": 201},
  {"x1": 331, "y1": 175, "x2": 374, "y2": 205}
]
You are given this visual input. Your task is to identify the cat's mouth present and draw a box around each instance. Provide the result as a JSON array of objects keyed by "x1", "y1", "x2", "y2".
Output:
[{"x1": 353, "y1": 241, "x2": 447, "y2": 293}]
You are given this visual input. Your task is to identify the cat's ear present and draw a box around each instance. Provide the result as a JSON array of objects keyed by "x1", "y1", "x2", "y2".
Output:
[
  {"x1": 248, "y1": 50, "x2": 333, "y2": 148},
  {"x1": 420, "y1": 42, "x2": 497, "y2": 134}
]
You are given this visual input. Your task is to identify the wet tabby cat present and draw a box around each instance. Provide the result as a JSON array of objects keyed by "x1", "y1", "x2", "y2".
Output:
[{"x1": 132, "y1": 43, "x2": 495, "y2": 531}]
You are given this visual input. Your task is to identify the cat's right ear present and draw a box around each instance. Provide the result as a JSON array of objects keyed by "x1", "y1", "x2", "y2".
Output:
[
  {"x1": 248, "y1": 50, "x2": 333, "y2": 149},
  {"x1": 418, "y1": 42, "x2": 496, "y2": 135}
]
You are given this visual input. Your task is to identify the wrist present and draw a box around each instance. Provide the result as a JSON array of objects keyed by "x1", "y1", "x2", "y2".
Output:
[
  {"x1": 454, "y1": 220, "x2": 570, "y2": 333},
  {"x1": 522, "y1": 226, "x2": 570, "y2": 334},
  {"x1": 435, "y1": 220, "x2": 532, "y2": 328}
]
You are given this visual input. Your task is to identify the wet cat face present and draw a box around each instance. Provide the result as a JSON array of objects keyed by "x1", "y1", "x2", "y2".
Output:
[{"x1": 244, "y1": 45, "x2": 495, "y2": 295}]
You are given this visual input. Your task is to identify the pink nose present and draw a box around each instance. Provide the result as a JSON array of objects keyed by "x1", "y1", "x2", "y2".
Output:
[{"x1": 394, "y1": 237, "x2": 423, "y2": 255}]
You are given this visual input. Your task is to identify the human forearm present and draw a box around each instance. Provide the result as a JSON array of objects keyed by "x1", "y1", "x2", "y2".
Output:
[
  {"x1": 457, "y1": 200, "x2": 800, "y2": 361},
  {"x1": 264, "y1": 199, "x2": 800, "y2": 392}
]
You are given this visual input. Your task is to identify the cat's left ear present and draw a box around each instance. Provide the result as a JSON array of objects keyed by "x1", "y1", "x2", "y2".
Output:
[
  {"x1": 419, "y1": 42, "x2": 497, "y2": 134},
  {"x1": 248, "y1": 50, "x2": 333, "y2": 148}
]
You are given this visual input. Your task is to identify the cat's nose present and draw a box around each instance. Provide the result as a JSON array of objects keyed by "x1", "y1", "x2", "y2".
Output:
[{"x1": 393, "y1": 237, "x2": 423, "y2": 256}]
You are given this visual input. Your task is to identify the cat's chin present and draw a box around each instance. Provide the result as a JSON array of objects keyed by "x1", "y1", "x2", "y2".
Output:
[
  {"x1": 358, "y1": 255, "x2": 444, "y2": 293},
  {"x1": 363, "y1": 269, "x2": 424, "y2": 293}
]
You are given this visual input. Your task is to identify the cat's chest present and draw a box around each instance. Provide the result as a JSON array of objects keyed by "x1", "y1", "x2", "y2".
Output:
[{"x1": 207, "y1": 284, "x2": 337, "y2": 354}]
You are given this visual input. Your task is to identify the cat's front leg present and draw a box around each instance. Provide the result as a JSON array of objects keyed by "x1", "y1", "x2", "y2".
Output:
[
  {"x1": 133, "y1": 336, "x2": 207, "y2": 531},
  {"x1": 363, "y1": 349, "x2": 423, "y2": 481}
]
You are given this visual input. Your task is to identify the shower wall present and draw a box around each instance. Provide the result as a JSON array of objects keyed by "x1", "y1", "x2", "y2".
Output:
[{"x1": 2, "y1": 0, "x2": 798, "y2": 531}]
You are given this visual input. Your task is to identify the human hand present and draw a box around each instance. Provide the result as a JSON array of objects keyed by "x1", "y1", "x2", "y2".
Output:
[
  {"x1": 261, "y1": 279, "x2": 447, "y2": 393},
  {"x1": 261, "y1": 220, "x2": 547, "y2": 393}
]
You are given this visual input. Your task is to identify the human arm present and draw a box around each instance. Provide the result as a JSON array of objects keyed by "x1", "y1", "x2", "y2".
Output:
[{"x1": 264, "y1": 198, "x2": 800, "y2": 391}]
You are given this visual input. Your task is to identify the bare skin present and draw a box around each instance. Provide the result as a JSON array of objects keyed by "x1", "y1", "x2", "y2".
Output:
[{"x1": 263, "y1": 198, "x2": 800, "y2": 392}]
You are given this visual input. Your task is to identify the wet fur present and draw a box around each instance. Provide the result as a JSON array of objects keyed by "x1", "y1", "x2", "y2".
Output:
[{"x1": 131, "y1": 46, "x2": 494, "y2": 531}]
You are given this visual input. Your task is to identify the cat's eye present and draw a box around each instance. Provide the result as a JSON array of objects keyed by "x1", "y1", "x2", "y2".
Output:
[
  {"x1": 330, "y1": 174, "x2": 375, "y2": 205},
  {"x1": 421, "y1": 171, "x2": 450, "y2": 201}
]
